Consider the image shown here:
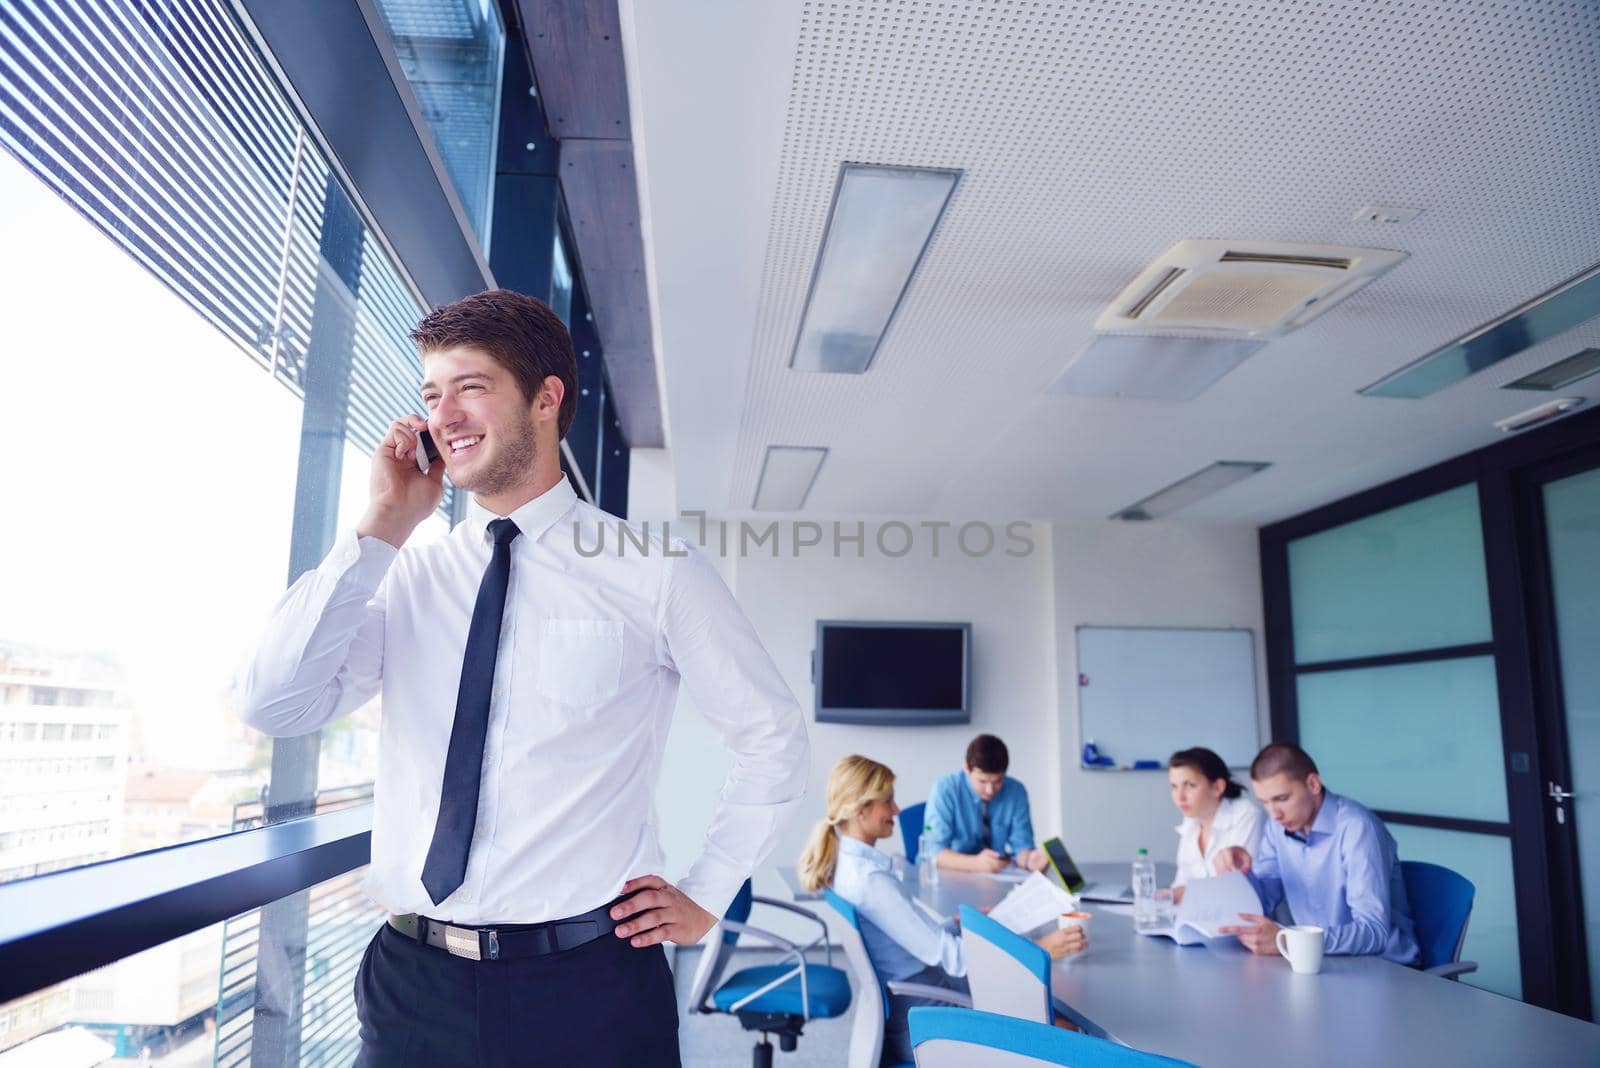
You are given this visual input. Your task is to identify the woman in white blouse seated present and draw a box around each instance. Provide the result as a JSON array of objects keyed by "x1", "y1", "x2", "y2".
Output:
[
  {"x1": 798, "y1": 755, "x2": 1085, "y2": 1065},
  {"x1": 1167, "y1": 746, "x2": 1264, "y2": 903}
]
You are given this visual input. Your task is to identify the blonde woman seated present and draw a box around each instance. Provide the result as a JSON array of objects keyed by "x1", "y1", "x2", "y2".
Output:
[{"x1": 798, "y1": 755, "x2": 1086, "y2": 1065}]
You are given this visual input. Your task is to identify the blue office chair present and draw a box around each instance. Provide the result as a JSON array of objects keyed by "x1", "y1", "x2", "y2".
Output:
[
  {"x1": 824, "y1": 888, "x2": 971, "y2": 1068},
  {"x1": 686, "y1": 879, "x2": 853, "y2": 1067},
  {"x1": 908, "y1": 1007, "x2": 1197, "y2": 1068},
  {"x1": 959, "y1": 905, "x2": 1055, "y2": 1024},
  {"x1": 1400, "y1": 860, "x2": 1479, "y2": 980},
  {"x1": 901, "y1": 802, "x2": 928, "y2": 864}
]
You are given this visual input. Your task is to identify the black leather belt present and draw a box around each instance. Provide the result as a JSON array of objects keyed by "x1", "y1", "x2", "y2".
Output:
[{"x1": 387, "y1": 897, "x2": 624, "y2": 962}]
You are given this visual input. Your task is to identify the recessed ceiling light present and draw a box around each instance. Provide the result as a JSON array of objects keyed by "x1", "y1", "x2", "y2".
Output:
[
  {"x1": 788, "y1": 164, "x2": 960, "y2": 374},
  {"x1": 1112, "y1": 461, "x2": 1271, "y2": 521},
  {"x1": 1363, "y1": 261, "x2": 1600, "y2": 398},
  {"x1": 1502, "y1": 348, "x2": 1600, "y2": 392},
  {"x1": 753, "y1": 446, "x2": 828, "y2": 511}
]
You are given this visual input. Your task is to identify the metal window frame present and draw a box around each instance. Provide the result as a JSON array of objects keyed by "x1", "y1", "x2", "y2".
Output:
[
  {"x1": 0, "y1": 806, "x2": 371, "y2": 1005},
  {"x1": 233, "y1": 0, "x2": 493, "y2": 311}
]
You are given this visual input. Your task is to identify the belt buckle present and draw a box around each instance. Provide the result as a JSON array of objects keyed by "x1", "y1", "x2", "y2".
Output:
[{"x1": 443, "y1": 924, "x2": 483, "y2": 961}]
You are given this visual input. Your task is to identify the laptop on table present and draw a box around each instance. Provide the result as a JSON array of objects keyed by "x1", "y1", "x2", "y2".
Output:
[{"x1": 1042, "y1": 836, "x2": 1134, "y2": 904}]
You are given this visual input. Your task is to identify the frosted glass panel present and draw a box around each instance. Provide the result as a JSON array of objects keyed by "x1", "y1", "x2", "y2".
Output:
[
  {"x1": 1542, "y1": 465, "x2": 1600, "y2": 1021},
  {"x1": 1298, "y1": 657, "x2": 1508, "y2": 822},
  {"x1": 1388, "y1": 824, "x2": 1520, "y2": 1000},
  {"x1": 1289, "y1": 484, "x2": 1491, "y2": 663}
]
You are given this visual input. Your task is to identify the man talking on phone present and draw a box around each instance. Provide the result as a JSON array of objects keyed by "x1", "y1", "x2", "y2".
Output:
[{"x1": 236, "y1": 289, "x2": 809, "y2": 1067}]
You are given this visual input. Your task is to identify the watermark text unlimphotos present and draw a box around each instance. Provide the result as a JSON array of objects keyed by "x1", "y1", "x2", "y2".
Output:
[{"x1": 574, "y1": 511, "x2": 1038, "y2": 559}]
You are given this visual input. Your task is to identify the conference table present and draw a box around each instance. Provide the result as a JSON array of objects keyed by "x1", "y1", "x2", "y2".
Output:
[{"x1": 775, "y1": 861, "x2": 1600, "y2": 1067}]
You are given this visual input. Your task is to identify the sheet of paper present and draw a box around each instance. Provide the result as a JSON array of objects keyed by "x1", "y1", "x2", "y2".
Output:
[
  {"x1": 985, "y1": 867, "x2": 1031, "y2": 883},
  {"x1": 985, "y1": 872, "x2": 1077, "y2": 933},
  {"x1": 1174, "y1": 871, "x2": 1262, "y2": 937}
]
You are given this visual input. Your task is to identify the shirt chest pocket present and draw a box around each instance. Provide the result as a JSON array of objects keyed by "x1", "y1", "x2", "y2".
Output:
[{"x1": 536, "y1": 618, "x2": 625, "y2": 708}]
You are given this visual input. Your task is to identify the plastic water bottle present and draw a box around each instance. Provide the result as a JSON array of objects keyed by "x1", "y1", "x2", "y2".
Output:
[
  {"x1": 919, "y1": 830, "x2": 940, "y2": 888},
  {"x1": 1132, "y1": 848, "x2": 1158, "y2": 931}
]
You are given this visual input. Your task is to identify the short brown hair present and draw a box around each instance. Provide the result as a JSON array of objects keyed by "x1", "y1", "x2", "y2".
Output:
[
  {"x1": 1250, "y1": 742, "x2": 1319, "y2": 783},
  {"x1": 410, "y1": 289, "x2": 578, "y2": 440},
  {"x1": 965, "y1": 734, "x2": 1009, "y2": 774}
]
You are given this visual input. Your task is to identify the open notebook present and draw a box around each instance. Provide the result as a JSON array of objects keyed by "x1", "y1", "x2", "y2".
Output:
[{"x1": 1140, "y1": 871, "x2": 1262, "y2": 945}]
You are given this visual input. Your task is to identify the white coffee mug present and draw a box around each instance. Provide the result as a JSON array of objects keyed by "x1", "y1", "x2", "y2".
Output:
[{"x1": 1275, "y1": 924, "x2": 1325, "y2": 974}]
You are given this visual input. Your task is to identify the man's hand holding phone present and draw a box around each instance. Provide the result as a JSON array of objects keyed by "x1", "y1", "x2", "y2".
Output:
[{"x1": 357, "y1": 416, "x2": 445, "y2": 548}]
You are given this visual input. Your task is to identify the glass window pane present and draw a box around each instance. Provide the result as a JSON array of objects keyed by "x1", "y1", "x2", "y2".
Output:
[
  {"x1": 0, "y1": 149, "x2": 298, "y2": 881},
  {"x1": 551, "y1": 231, "x2": 575, "y2": 325},
  {"x1": 1, "y1": 0, "x2": 439, "y2": 883},
  {"x1": 1387, "y1": 824, "x2": 1521, "y2": 1000},
  {"x1": 371, "y1": 0, "x2": 506, "y2": 252},
  {"x1": 1541, "y1": 464, "x2": 1600, "y2": 1021},
  {"x1": 1288, "y1": 484, "x2": 1492, "y2": 663},
  {"x1": 1298, "y1": 656, "x2": 1508, "y2": 822},
  {"x1": 0, "y1": 862, "x2": 377, "y2": 1062}
]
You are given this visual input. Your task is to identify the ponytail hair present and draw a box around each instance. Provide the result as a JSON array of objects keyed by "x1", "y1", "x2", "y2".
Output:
[
  {"x1": 797, "y1": 755, "x2": 896, "y2": 892},
  {"x1": 1169, "y1": 747, "x2": 1243, "y2": 800}
]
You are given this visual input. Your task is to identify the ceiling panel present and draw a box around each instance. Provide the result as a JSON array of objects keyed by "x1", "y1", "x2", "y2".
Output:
[{"x1": 627, "y1": 0, "x2": 1600, "y2": 521}]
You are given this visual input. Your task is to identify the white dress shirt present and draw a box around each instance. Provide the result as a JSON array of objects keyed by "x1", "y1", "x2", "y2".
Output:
[
  {"x1": 1172, "y1": 794, "x2": 1264, "y2": 888},
  {"x1": 831, "y1": 834, "x2": 964, "y2": 981},
  {"x1": 235, "y1": 475, "x2": 809, "y2": 927}
]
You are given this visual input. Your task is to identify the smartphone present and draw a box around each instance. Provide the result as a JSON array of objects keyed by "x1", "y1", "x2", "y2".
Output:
[{"x1": 415, "y1": 428, "x2": 441, "y2": 474}]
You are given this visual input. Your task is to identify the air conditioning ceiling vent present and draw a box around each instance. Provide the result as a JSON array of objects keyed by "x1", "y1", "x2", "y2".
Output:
[{"x1": 1097, "y1": 240, "x2": 1407, "y2": 339}]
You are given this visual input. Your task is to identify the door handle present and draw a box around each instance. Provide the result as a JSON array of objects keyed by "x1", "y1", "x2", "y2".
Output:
[{"x1": 1549, "y1": 781, "x2": 1577, "y2": 802}]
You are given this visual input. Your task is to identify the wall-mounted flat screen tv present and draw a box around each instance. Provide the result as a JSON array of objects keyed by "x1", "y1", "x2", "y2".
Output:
[{"x1": 813, "y1": 620, "x2": 971, "y2": 725}]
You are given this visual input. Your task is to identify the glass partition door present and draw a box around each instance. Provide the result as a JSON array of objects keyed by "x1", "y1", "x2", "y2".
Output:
[
  {"x1": 1284, "y1": 483, "x2": 1522, "y2": 998},
  {"x1": 1535, "y1": 461, "x2": 1600, "y2": 1020}
]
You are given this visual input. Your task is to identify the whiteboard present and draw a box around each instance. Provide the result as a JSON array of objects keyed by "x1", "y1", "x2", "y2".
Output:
[{"x1": 1075, "y1": 626, "x2": 1260, "y2": 771}]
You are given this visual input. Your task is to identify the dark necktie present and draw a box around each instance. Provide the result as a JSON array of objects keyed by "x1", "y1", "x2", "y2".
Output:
[
  {"x1": 420, "y1": 517, "x2": 521, "y2": 905},
  {"x1": 981, "y1": 799, "x2": 992, "y2": 851}
]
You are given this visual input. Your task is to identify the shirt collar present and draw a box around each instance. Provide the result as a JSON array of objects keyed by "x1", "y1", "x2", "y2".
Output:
[
  {"x1": 1287, "y1": 791, "x2": 1340, "y2": 844},
  {"x1": 1308, "y1": 790, "x2": 1340, "y2": 837},
  {"x1": 462, "y1": 475, "x2": 578, "y2": 547},
  {"x1": 836, "y1": 832, "x2": 892, "y2": 872}
]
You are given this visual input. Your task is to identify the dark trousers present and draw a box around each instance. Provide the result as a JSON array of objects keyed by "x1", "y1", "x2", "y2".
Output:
[
  {"x1": 353, "y1": 921, "x2": 681, "y2": 1067},
  {"x1": 883, "y1": 964, "x2": 970, "y2": 1066}
]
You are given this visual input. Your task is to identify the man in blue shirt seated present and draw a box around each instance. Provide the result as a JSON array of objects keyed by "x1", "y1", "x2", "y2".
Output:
[
  {"x1": 1215, "y1": 742, "x2": 1420, "y2": 964},
  {"x1": 926, "y1": 734, "x2": 1049, "y2": 874}
]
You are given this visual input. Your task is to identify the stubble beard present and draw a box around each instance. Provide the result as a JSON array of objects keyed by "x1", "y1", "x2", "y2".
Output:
[{"x1": 455, "y1": 418, "x2": 539, "y2": 498}]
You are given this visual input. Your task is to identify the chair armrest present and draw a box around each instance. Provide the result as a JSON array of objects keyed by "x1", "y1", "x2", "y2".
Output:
[
  {"x1": 750, "y1": 895, "x2": 833, "y2": 966},
  {"x1": 719, "y1": 920, "x2": 803, "y2": 956},
  {"x1": 886, "y1": 981, "x2": 972, "y2": 1009},
  {"x1": 1427, "y1": 961, "x2": 1479, "y2": 981},
  {"x1": 752, "y1": 896, "x2": 830, "y2": 939}
]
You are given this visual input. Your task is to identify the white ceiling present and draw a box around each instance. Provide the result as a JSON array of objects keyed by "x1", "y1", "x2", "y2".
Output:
[{"x1": 620, "y1": 0, "x2": 1600, "y2": 525}]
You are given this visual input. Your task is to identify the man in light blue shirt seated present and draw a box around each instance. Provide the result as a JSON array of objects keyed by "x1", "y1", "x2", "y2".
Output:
[
  {"x1": 1216, "y1": 742, "x2": 1420, "y2": 965},
  {"x1": 926, "y1": 734, "x2": 1049, "y2": 874}
]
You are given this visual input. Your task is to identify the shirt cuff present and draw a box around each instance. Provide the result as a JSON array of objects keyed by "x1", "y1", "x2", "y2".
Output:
[
  {"x1": 677, "y1": 853, "x2": 748, "y2": 939},
  {"x1": 329, "y1": 528, "x2": 398, "y2": 591}
]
